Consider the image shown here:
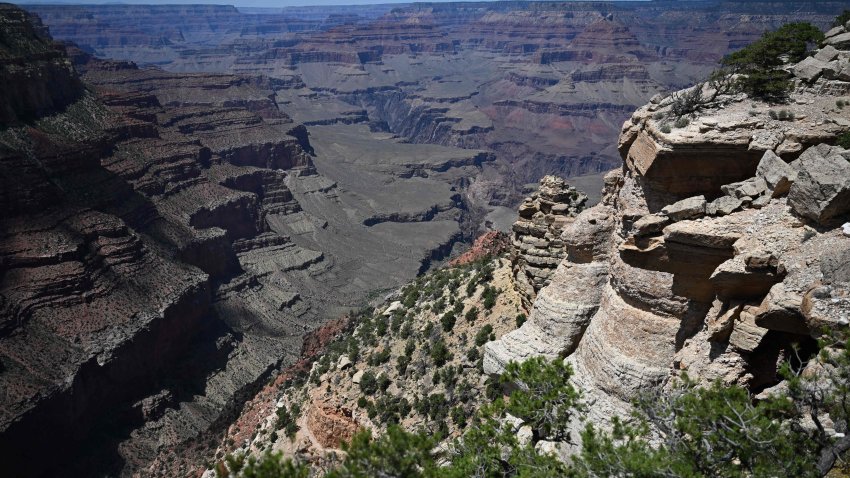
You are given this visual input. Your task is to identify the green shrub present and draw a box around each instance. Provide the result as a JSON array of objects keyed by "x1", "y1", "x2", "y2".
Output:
[
  {"x1": 396, "y1": 355, "x2": 410, "y2": 375},
  {"x1": 359, "y1": 371, "x2": 378, "y2": 395},
  {"x1": 451, "y1": 406, "x2": 468, "y2": 429},
  {"x1": 475, "y1": 324, "x2": 494, "y2": 346},
  {"x1": 481, "y1": 286, "x2": 498, "y2": 310},
  {"x1": 674, "y1": 117, "x2": 690, "y2": 128},
  {"x1": 465, "y1": 306, "x2": 479, "y2": 323},
  {"x1": 515, "y1": 313, "x2": 527, "y2": 327},
  {"x1": 466, "y1": 347, "x2": 480, "y2": 362},
  {"x1": 721, "y1": 22, "x2": 823, "y2": 100},
  {"x1": 367, "y1": 349, "x2": 391, "y2": 366},
  {"x1": 377, "y1": 373, "x2": 391, "y2": 392},
  {"x1": 275, "y1": 404, "x2": 300, "y2": 439},
  {"x1": 660, "y1": 123, "x2": 672, "y2": 134},
  {"x1": 440, "y1": 311, "x2": 456, "y2": 333},
  {"x1": 430, "y1": 339, "x2": 452, "y2": 367}
]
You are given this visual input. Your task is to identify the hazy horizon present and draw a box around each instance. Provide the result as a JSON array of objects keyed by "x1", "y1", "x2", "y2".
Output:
[{"x1": 18, "y1": 0, "x2": 643, "y2": 10}]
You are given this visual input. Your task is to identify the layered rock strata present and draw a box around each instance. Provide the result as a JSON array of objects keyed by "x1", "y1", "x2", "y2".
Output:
[
  {"x1": 511, "y1": 175, "x2": 587, "y2": 308},
  {"x1": 0, "y1": 6, "x2": 487, "y2": 476},
  {"x1": 486, "y1": 23, "x2": 850, "y2": 434}
]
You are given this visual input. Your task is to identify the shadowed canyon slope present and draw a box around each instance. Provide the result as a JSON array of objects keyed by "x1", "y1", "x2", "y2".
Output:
[
  {"x1": 25, "y1": 1, "x2": 849, "y2": 209},
  {"x1": 0, "y1": 4, "x2": 487, "y2": 476}
]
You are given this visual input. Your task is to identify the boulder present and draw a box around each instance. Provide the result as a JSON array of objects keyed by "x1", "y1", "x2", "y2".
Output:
[
  {"x1": 707, "y1": 195, "x2": 744, "y2": 216},
  {"x1": 814, "y1": 45, "x2": 840, "y2": 62},
  {"x1": 821, "y1": 245, "x2": 850, "y2": 284},
  {"x1": 793, "y1": 56, "x2": 831, "y2": 83},
  {"x1": 825, "y1": 26, "x2": 845, "y2": 39},
  {"x1": 516, "y1": 425, "x2": 533, "y2": 447},
  {"x1": 788, "y1": 144, "x2": 850, "y2": 224},
  {"x1": 721, "y1": 177, "x2": 769, "y2": 199},
  {"x1": 631, "y1": 214, "x2": 669, "y2": 236},
  {"x1": 756, "y1": 150, "x2": 796, "y2": 197},
  {"x1": 662, "y1": 195, "x2": 706, "y2": 221},
  {"x1": 826, "y1": 32, "x2": 850, "y2": 49}
]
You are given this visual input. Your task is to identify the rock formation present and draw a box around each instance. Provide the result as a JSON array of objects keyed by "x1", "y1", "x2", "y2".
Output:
[
  {"x1": 486, "y1": 19, "x2": 850, "y2": 436},
  {"x1": 511, "y1": 175, "x2": 587, "y2": 308}
]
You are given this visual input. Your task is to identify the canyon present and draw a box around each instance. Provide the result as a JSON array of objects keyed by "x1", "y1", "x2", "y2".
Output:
[{"x1": 2, "y1": 1, "x2": 850, "y2": 477}]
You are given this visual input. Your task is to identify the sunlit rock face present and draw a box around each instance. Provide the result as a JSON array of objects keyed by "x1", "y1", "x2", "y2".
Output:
[{"x1": 487, "y1": 28, "x2": 850, "y2": 438}]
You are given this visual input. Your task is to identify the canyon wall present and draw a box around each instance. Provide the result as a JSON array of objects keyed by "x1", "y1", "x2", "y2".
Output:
[
  {"x1": 26, "y1": 1, "x2": 849, "y2": 210},
  {"x1": 486, "y1": 22, "x2": 850, "y2": 449},
  {"x1": 0, "y1": 5, "x2": 488, "y2": 476}
]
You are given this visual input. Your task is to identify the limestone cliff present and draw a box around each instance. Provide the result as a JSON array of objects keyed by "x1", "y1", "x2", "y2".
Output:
[{"x1": 486, "y1": 20, "x2": 850, "y2": 444}]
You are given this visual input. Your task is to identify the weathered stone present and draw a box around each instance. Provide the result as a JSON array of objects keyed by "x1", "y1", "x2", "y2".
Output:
[
  {"x1": 516, "y1": 426, "x2": 533, "y2": 447},
  {"x1": 826, "y1": 32, "x2": 850, "y2": 49},
  {"x1": 707, "y1": 195, "x2": 744, "y2": 216},
  {"x1": 788, "y1": 144, "x2": 850, "y2": 224},
  {"x1": 729, "y1": 307, "x2": 769, "y2": 352},
  {"x1": 756, "y1": 150, "x2": 796, "y2": 197},
  {"x1": 821, "y1": 245, "x2": 850, "y2": 284},
  {"x1": 793, "y1": 56, "x2": 830, "y2": 83},
  {"x1": 662, "y1": 195, "x2": 706, "y2": 221},
  {"x1": 631, "y1": 214, "x2": 669, "y2": 236},
  {"x1": 351, "y1": 370, "x2": 364, "y2": 384},
  {"x1": 814, "y1": 45, "x2": 840, "y2": 62},
  {"x1": 721, "y1": 177, "x2": 768, "y2": 200},
  {"x1": 337, "y1": 355, "x2": 352, "y2": 370}
]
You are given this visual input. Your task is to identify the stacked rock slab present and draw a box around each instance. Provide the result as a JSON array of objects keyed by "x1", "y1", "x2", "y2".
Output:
[
  {"x1": 511, "y1": 175, "x2": 587, "y2": 309},
  {"x1": 486, "y1": 30, "x2": 850, "y2": 439}
]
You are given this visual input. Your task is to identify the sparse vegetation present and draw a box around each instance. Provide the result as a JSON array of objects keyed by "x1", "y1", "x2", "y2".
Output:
[
  {"x1": 721, "y1": 22, "x2": 823, "y2": 101},
  {"x1": 475, "y1": 324, "x2": 494, "y2": 346}
]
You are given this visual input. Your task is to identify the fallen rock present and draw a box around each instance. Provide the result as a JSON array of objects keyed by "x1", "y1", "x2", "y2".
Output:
[
  {"x1": 729, "y1": 307, "x2": 770, "y2": 352},
  {"x1": 631, "y1": 214, "x2": 669, "y2": 236},
  {"x1": 788, "y1": 144, "x2": 850, "y2": 224},
  {"x1": 351, "y1": 370, "x2": 364, "y2": 384},
  {"x1": 662, "y1": 195, "x2": 706, "y2": 221},
  {"x1": 826, "y1": 32, "x2": 850, "y2": 49},
  {"x1": 793, "y1": 56, "x2": 831, "y2": 83},
  {"x1": 337, "y1": 355, "x2": 352, "y2": 370},
  {"x1": 707, "y1": 195, "x2": 744, "y2": 216},
  {"x1": 721, "y1": 177, "x2": 769, "y2": 200},
  {"x1": 756, "y1": 150, "x2": 796, "y2": 197},
  {"x1": 814, "y1": 45, "x2": 840, "y2": 62}
]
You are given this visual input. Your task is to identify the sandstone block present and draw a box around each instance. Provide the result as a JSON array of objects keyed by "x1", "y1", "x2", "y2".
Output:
[
  {"x1": 793, "y1": 56, "x2": 831, "y2": 83},
  {"x1": 631, "y1": 214, "x2": 669, "y2": 236},
  {"x1": 815, "y1": 45, "x2": 840, "y2": 62},
  {"x1": 662, "y1": 195, "x2": 706, "y2": 221},
  {"x1": 756, "y1": 150, "x2": 796, "y2": 197},
  {"x1": 788, "y1": 144, "x2": 850, "y2": 224},
  {"x1": 729, "y1": 308, "x2": 769, "y2": 352},
  {"x1": 721, "y1": 177, "x2": 768, "y2": 200},
  {"x1": 707, "y1": 195, "x2": 744, "y2": 216},
  {"x1": 826, "y1": 32, "x2": 850, "y2": 49}
]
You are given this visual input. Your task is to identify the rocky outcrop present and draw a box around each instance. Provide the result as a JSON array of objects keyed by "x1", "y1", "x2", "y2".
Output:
[
  {"x1": 511, "y1": 175, "x2": 587, "y2": 308},
  {"x1": 486, "y1": 29, "x2": 850, "y2": 438}
]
